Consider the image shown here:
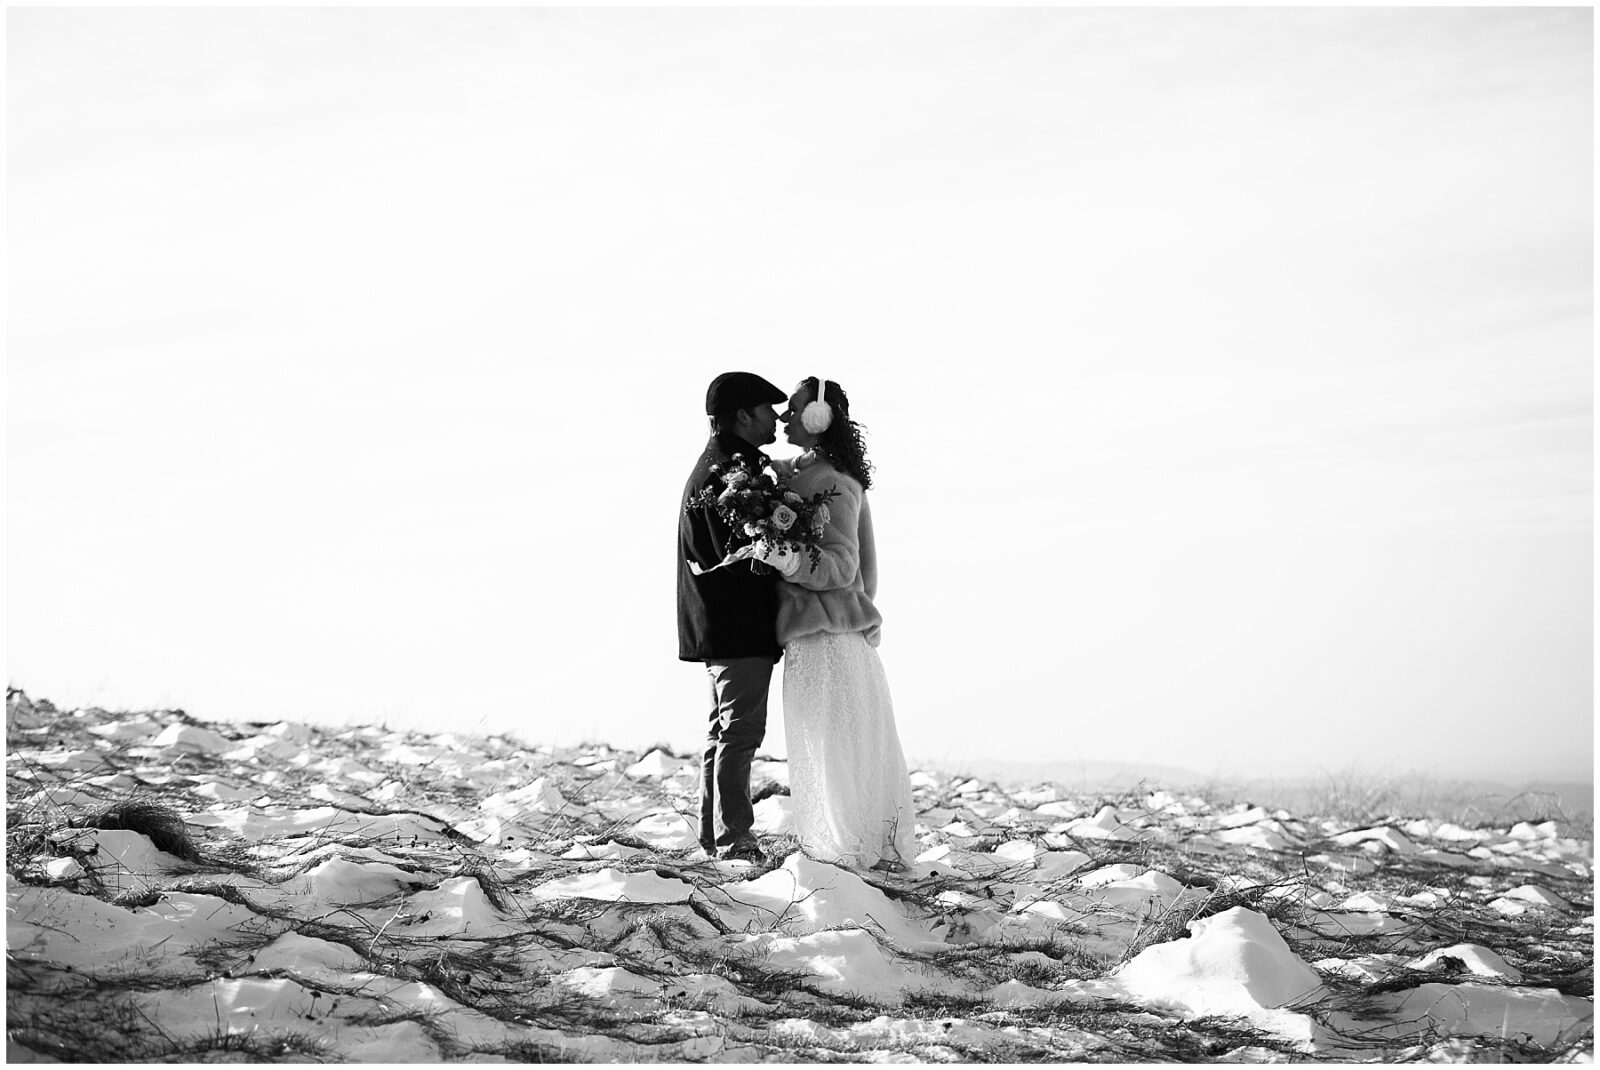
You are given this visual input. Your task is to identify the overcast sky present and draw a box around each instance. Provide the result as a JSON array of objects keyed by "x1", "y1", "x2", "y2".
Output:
[{"x1": 7, "y1": 7, "x2": 1592, "y2": 783}]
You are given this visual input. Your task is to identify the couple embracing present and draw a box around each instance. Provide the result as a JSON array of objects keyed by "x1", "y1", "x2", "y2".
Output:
[{"x1": 677, "y1": 372, "x2": 916, "y2": 873}]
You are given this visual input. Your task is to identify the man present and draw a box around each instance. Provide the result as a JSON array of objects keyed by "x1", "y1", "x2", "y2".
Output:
[{"x1": 678, "y1": 371, "x2": 787, "y2": 862}]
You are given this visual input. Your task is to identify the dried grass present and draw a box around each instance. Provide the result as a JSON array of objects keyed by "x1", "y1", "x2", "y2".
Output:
[{"x1": 8, "y1": 690, "x2": 1592, "y2": 1065}]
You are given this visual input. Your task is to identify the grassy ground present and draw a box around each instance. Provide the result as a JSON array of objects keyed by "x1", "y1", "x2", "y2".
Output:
[{"x1": 7, "y1": 690, "x2": 1594, "y2": 1063}]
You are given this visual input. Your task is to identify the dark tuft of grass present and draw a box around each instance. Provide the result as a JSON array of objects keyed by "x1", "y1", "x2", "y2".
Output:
[
  {"x1": 74, "y1": 798, "x2": 202, "y2": 862},
  {"x1": 109, "y1": 887, "x2": 165, "y2": 909},
  {"x1": 450, "y1": 850, "x2": 519, "y2": 913}
]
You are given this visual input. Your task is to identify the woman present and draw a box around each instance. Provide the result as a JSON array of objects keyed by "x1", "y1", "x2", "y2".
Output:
[{"x1": 755, "y1": 377, "x2": 917, "y2": 872}]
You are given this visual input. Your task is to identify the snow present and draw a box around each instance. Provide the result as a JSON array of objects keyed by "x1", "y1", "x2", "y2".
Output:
[
  {"x1": 986, "y1": 978, "x2": 1077, "y2": 1007},
  {"x1": 1217, "y1": 805, "x2": 1273, "y2": 829},
  {"x1": 527, "y1": 866, "x2": 695, "y2": 904},
  {"x1": 1394, "y1": 887, "x2": 1450, "y2": 908},
  {"x1": 480, "y1": 776, "x2": 567, "y2": 816},
  {"x1": 286, "y1": 856, "x2": 425, "y2": 903},
  {"x1": 1110, "y1": 907, "x2": 1325, "y2": 1039},
  {"x1": 7, "y1": 693, "x2": 1593, "y2": 1063},
  {"x1": 1076, "y1": 862, "x2": 1144, "y2": 886},
  {"x1": 1332, "y1": 826, "x2": 1421, "y2": 854},
  {"x1": 343, "y1": 1021, "x2": 443, "y2": 1062},
  {"x1": 625, "y1": 749, "x2": 693, "y2": 779},
  {"x1": 1215, "y1": 824, "x2": 1294, "y2": 850},
  {"x1": 1061, "y1": 804, "x2": 1141, "y2": 840},
  {"x1": 147, "y1": 722, "x2": 232, "y2": 753},
  {"x1": 224, "y1": 734, "x2": 312, "y2": 764},
  {"x1": 1080, "y1": 868, "x2": 1186, "y2": 911},
  {"x1": 1416, "y1": 847, "x2": 1479, "y2": 867},
  {"x1": 399, "y1": 876, "x2": 523, "y2": 936},
  {"x1": 627, "y1": 808, "x2": 703, "y2": 849},
  {"x1": 1370, "y1": 982, "x2": 1593, "y2": 1046},
  {"x1": 250, "y1": 931, "x2": 369, "y2": 977},
  {"x1": 752, "y1": 793, "x2": 795, "y2": 835},
  {"x1": 1299, "y1": 909, "x2": 1411, "y2": 939},
  {"x1": 9, "y1": 880, "x2": 291, "y2": 979},
  {"x1": 43, "y1": 856, "x2": 85, "y2": 880},
  {"x1": 185, "y1": 804, "x2": 452, "y2": 843},
  {"x1": 1313, "y1": 954, "x2": 1399, "y2": 983},
  {"x1": 990, "y1": 838, "x2": 1038, "y2": 862},
  {"x1": 86, "y1": 718, "x2": 162, "y2": 741},
  {"x1": 1305, "y1": 851, "x2": 1378, "y2": 875},
  {"x1": 1033, "y1": 849, "x2": 1094, "y2": 880},
  {"x1": 705, "y1": 852, "x2": 943, "y2": 951},
  {"x1": 555, "y1": 966, "x2": 759, "y2": 1015},
  {"x1": 559, "y1": 839, "x2": 646, "y2": 861},
  {"x1": 1503, "y1": 883, "x2": 1575, "y2": 911},
  {"x1": 63, "y1": 828, "x2": 193, "y2": 894},
  {"x1": 1408, "y1": 943, "x2": 1524, "y2": 982},
  {"x1": 1339, "y1": 891, "x2": 1395, "y2": 911},
  {"x1": 734, "y1": 928, "x2": 953, "y2": 1001},
  {"x1": 751, "y1": 758, "x2": 790, "y2": 787},
  {"x1": 191, "y1": 780, "x2": 266, "y2": 803}
]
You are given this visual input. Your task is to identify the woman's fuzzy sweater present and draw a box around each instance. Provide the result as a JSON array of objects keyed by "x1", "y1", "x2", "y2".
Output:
[{"x1": 774, "y1": 453, "x2": 883, "y2": 648}]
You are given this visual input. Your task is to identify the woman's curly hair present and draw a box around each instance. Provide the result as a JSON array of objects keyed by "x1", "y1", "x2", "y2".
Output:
[{"x1": 801, "y1": 376, "x2": 874, "y2": 490}]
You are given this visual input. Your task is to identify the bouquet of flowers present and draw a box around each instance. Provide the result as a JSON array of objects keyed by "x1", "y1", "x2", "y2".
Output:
[{"x1": 685, "y1": 452, "x2": 839, "y2": 575}]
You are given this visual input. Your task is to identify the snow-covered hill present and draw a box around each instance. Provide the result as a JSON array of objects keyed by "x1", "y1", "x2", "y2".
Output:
[{"x1": 7, "y1": 691, "x2": 1592, "y2": 1062}]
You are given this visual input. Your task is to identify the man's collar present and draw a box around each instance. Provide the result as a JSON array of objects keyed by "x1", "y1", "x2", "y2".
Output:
[{"x1": 713, "y1": 431, "x2": 770, "y2": 464}]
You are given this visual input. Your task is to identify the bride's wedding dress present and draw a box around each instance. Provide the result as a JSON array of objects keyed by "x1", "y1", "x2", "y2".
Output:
[{"x1": 784, "y1": 631, "x2": 916, "y2": 869}]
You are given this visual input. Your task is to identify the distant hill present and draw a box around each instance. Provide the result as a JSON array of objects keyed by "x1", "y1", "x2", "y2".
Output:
[
  {"x1": 917, "y1": 756, "x2": 1593, "y2": 824},
  {"x1": 913, "y1": 756, "x2": 1211, "y2": 792}
]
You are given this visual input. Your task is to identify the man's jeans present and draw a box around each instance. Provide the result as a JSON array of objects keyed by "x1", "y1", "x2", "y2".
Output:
[{"x1": 701, "y1": 657, "x2": 773, "y2": 849}]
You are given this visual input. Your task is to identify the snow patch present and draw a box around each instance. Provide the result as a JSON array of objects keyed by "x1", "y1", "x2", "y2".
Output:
[
  {"x1": 753, "y1": 794, "x2": 795, "y2": 835},
  {"x1": 147, "y1": 722, "x2": 232, "y2": 754},
  {"x1": 735, "y1": 928, "x2": 960, "y2": 1002},
  {"x1": 1408, "y1": 943, "x2": 1524, "y2": 982},
  {"x1": 1369, "y1": 982, "x2": 1592, "y2": 1046},
  {"x1": 527, "y1": 866, "x2": 694, "y2": 905},
  {"x1": 628, "y1": 809, "x2": 702, "y2": 849},
  {"x1": 398, "y1": 876, "x2": 521, "y2": 936},
  {"x1": 705, "y1": 853, "x2": 943, "y2": 951},
  {"x1": 1331, "y1": 827, "x2": 1419, "y2": 854},
  {"x1": 1111, "y1": 906, "x2": 1324, "y2": 1038}
]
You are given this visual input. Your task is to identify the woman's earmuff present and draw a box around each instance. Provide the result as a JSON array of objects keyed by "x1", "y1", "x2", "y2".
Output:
[{"x1": 801, "y1": 377, "x2": 834, "y2": 434}]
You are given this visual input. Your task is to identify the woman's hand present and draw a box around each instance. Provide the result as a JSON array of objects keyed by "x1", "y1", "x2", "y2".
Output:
[{"x1": 752, "y1": 539, "x2": 801, "y2": 577}]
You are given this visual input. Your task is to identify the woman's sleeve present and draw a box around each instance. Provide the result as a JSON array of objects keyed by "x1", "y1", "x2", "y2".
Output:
[
  {"x1": 858, "y1": 495, "x2": 877, "y2": 601},
  {"x1": 784, "y1": 477, "x2": 861, "y2": 591}
]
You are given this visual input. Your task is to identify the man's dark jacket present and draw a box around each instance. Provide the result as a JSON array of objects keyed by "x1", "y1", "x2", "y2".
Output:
[{"x1": 678, "y1": 433, "x2": 782, "y2": 663}]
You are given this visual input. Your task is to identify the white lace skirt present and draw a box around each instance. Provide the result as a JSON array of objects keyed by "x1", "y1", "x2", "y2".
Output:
[{"x1": 783, "y1": 631, "x2": 917, "y2": 869}]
